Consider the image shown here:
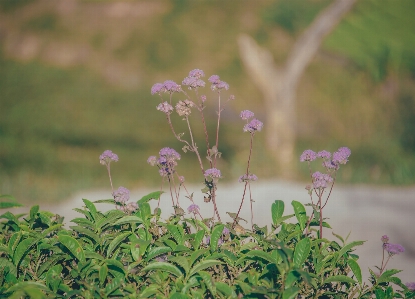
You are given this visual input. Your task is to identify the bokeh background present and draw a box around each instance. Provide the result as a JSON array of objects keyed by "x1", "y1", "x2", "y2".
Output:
[{"x1": 1, "y1": 0, "x2": 415, "y2": 204}]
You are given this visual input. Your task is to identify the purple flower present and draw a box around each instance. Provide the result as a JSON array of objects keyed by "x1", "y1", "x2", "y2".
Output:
[
  {"x1": 175, "y1": 99, "x2": 195, "y2": 116},
  {"x1": 187, "y1": 204, "x2": 200, "y2": 214},
  {"x1": 300, "y1": 150, "x2": 317, "y2": 162},
  {"x1": 312, "y1": 171, "x2": 333, "y2": 189},
  {"x1": 243, "y1": 118, "x2": 263, "y2": 133},
  {"x1": 163, "y1": 80, "x2": 181, "y2": 93},
  {"x1": 147, "y1": 156, "x2": 157, "y2": 166},
  {"x1": 322, "y1": 160, "x2": 339, "y2": 170},
  {"x1": 200, "y1": 95, "x2": 206, "y2": 102},
  {"x1": 99, "y1": 150, "x2": 119, "y2": 165},
  {"x1": 405, "y1": 282, "x2": 415, "y2": 291},
  {"x1": 159, "y1": 147, "x2": 181, "y2": 161},
  {"x1": 381, "y1": 235, "x2": 389, "y2": 243},
  {"x1": 178, "y1": 176, "x2": 185, "y2": 183},
  {"x1": 189, "y1": 69, "x2": 205, "y2": 78},
  {"x1": 154, "y1": 147, "x2": 181, "y2": 177},
  {"x1": 151, "y1": 83, "x2": 164, "y2": 95},
  {"x1": 240, "y1": 110, "x2": 254, "y2": 120},
  {"x1": 317, "y1": 150, "x2": 331, "y2": 160},
  {"x1": 156, "y1": 101, "x2": 174, "y2": 114},
  {"x1": 238, "y1": 173, "x2": 258, "y2": 183},
  {"x1": 332, "y1": 147, "x2": 351, "y2": 165},
  {"x1": 113, "y1": 186, "x2": 130, "y2": 203},
  {"x1": 125, "y1": 202, "x2": 138, "y2": 213},
  {"x1": 384, "y1": 243, "x2": 405, "y2": 255},
  {"x1": 222, "y1": 227, "x2": 230, "y2": 235},
  {"x1": 182, "y1": 76, "x2": 205, "y2": 89},
  {"x1": 204, "y1": 168, "x2": 222, "y2": 178},
  {"x1": 208, "y1": 75, "x2": 220, "y2": 84}
]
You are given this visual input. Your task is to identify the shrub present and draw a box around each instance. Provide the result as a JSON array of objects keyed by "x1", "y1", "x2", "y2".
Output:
[{"x1": 1, "y1": 70, "x2": 414, "y2": 298}]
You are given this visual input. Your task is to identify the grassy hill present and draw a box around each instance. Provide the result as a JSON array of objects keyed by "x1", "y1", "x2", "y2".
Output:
[{"x1": 1, "y1": 0, "x2": 415, "y2": 203}]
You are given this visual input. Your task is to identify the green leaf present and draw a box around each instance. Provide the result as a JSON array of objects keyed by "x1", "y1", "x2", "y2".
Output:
[
  {"x1": 95, "y1": 209, "x2": 125, "y2": 230},
  {"x1": 99, "y1": 264, "x2": 108, "y2": 286},
  {"x1": 137, "y1": 191, "x2": 164, "y2": 204},
  {"x1": 58, "y1": 234, "x2": 86, "y2": 263},
  {"x1": 198, "y1": 270, "x2": 216, "y2": 296},
  {"x1": 6, "y1": 281, "x2": 48, "y2": 293},
  {"x1": 210, "y1": 224, "x2": 224, "y2": 252},
  {"x1": 323, "y1": 275, "x2": 356, "y2": 284},
  {"x1": 1, "y1": 211, "x2": 20, "y2": 225},
  {"x1": 46, "y1": 264, "x2": 62, "y2": 292},
  {"x1": 271, "y1": 200, "x2": 285, "y2": 225},
  {"x1": 189, "y1": 259, "x2": 223, "y2": 277},
  {"x1": 192, "y1": 230, "x2": 205, "y2": 250},
  {"x1": 29, "y1": 205, "x2": 39, "y2": 220},
  {"x1": 189, "y1": 248, "x2": 208, "y2": 267},
  {"x1": 169, "y1": 256, "x2": 190, "y2": 275},
  {"x1": 347, "y1": 258, "x2": 362, "y2": 285},
  {"x1": 167, "y1": 224, "x2": 184, "y2": 245},
  {"x1": 93, "y1": 199, "x2": 115, "y2": 204},
  {"x1": 82, "y1": 199, "x2": 98, "y2": 221},
  {"x1": 113, "y1": 215, "x2": 143, "y2": 226},
  {"x1": 13, "y1": 237, "x2": 36, "y2": 266},
  {"x1": 142, "y1": 262, "x2": 183, "y2": 278},
  {"x1": 378, "y1": 269, "x2": 402, "y2": 284},
  {"x1": 146, "y1": 246, "x2": 172, "y2": 261},
  {"x1": 244, "y1": 250, "x2": 278, "y2": 264},
  {"x1": 105, "y1": 259, "x2": 126, "y2": 275},
  {"x1": 282, "y1": 287, "x2": 300, "y2": 299},
  {"x1": 215, "y1": 282, "x2": 236, "y2": 297},
  {"x1": 0, "y1": 258, "x2": 17, "y2": 276},
  {"x1": 106, "y1": 231, "x2": 131, "y2": 258},
  {"x1": 0, "y1": 201, "x2": 23, "y2": 209},
  {"x1": 293, "y1": 237, "x2": 311, "y2": 268},
  {"x1": 105, "y1": 277, "x2": 123, "y2": 296},
  {"x1": 291, "y1": 201, "x2": 307, "y2": 231},
  {"x1": 170, "y1": 293, "x2": 189, "y2": 299},
  {"x1": 337, "y1": 240, "x2": 365, "y2": 259},
  {"x1": 70, "y1": 226, "x2": 100, "y2": 244},
  {"x1": 139, "y1": 202, "x2": 152, "y2": 219}
]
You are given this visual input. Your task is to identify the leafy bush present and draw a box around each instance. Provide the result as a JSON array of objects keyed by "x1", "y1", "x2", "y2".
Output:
[{"x1": 1, "y1": 70, "x2": 414, "y2": 298}]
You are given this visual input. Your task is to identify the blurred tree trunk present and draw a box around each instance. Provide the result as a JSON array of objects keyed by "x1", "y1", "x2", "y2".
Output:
[{"x1": 238, "y1": 0, "x2": 357, "y2": 176}]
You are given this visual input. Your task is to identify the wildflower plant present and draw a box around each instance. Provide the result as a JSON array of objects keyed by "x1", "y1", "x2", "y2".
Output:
[{"x1": 1, "y1": 70, "x2": 414, "y2": 299}]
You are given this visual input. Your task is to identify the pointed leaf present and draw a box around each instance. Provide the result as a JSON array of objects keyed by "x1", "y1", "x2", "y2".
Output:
[
  {"x1": 13, "y1": 237, "x2": 36, "y2": 266},
  {"x1": 93, "y1": 199, "x2": 115, "y2": 204},
  {"x1": 189, "y1": 259, "x2": 223, "y2": 277},
  {"x1": 70, "y1": 226, "x2": 100, "y2": 244},
  {"x1": 137, "y1": 191, "x2": 164, "y2": 204},
  {"x1": 99, "y1": 264, "x2": 108, "y2": 286},
  {"x1": 293, "y1": 237, "x2": 311, "y2": 268},
  {"x1": 58, "y1": 234, "x2": 85, "y2": 263},
  {"x1": 323, "y1": 275, "x2": 356, "y2": 284},
  {"x1": 347, "y1": 258, "x2": 362, "y2": 285},
  {"x1": 82, "y1": 199, "x2": 98, "y2": 220},
  {"x1": 189, "y1": 249, "x2": 208, "y2": 267},
  {"x1": 210, "y1": 224, "x2": 224, "y2": 252},
  {"x1": 198, "y1": 270, "x2": 216, "y2": 296},
  {"x1": 146, "y1": 246, "x2": 172, "y2": 261},
  {"x1": 106, "y1": 231, "x2": 131, "y2": 258},
  {"x1": 113, "y1": 215, "x2": 143, "y2": 226},
  {"x1": 244, "y1": 250, "x2": 278, "y2": 264},
  {"x1": 272, "y1": 200, "x2": 285, "y2": 225},
  {"x1": 192, "y1": 230, "x2": 205, "y2": 250},
  {"x1": 142, "y1": 262, "x2": 183, "y2": 277},
  {"x1": 282, "y1": 287, "x2": 300, "y2": 299},
  {"x1": 338, "y1": 240, "x2": 365, "y2": 258},
  {"x1": 167, "y1": 224, "x2": 184, "y2": 245},
  {"x1": 0, "y1": 201, "x2": 23, "y2": 209},
  {"x1": 292, "y1": 201, "x2": 307, "y2": 231},
  {"x1": 215, "y1": 282, "x2": 236, "y2": 297},
  {"x1": 29, "y1": 205, "x2": 39, "y2": 220},
  {"x1": 105, "y1": 277, "x2": 123, "y2": 296},
  {"x1": 169, "y1": 256, "x2": 190, "y2": 274}
]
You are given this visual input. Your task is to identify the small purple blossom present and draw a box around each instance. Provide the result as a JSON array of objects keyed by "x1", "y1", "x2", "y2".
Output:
[
  {"x1": 151, "y1": 83, "x2": 164, "y2": 95},
  {"x1": 223, "y1": 227, "x2": 230, "y2": 235},
  {"x1": 317, "y1": 150, "x2": 331, "y2": 160},
  {"x1": 381, "y1": 235, "x2": 389, "y2": 243},
  {"x1": 156, "y1": 101, "x2": 174, "y2": 114},
  {"x1": 159, "y1": 147, "x2": 181, "y2": 161},
  {"x1": 238, "y1": 173, "x2": 258, "y2": 183},
  {"x1": 300, "y1": 150, "x2": 317, "y2": 162},
  {"x1": 240, "y1": 110, "x2": 254, "y2": 120},
  {"x1": 322, "y1": 160, "x2": 339, "y2": 170},
  {"x1": 175, "y1": 99, "x2": 195, "y2": 116},
  {"x1": 163, "y1": 80, "x2": 181, "y2": 93},
  {"x1": 208, "y1": 75, "x2": 229, "y2": 91},
  {"x1": 154, "y1": 147, "x2": 181, "y2": 177},
  {"x1": 182, "y1": 77, "x2": 205, "y2": 89},
  {"x1": 312, "y1": 171, "x2": 333, "y2": 189},
  {"x1": 99, "y1": 150, "x2": 119, "y2": 165},
  {"x1": 243, "y1": 118, "x2": 263, "y2": 133},
  {"x1": 384, "y1": 243, "x2": 405, "y2": 255},
  {"x1": 208, "y1": 75, "x2": 220, "y2": 84},
  {"x1": 147, "y1": 156, "x2": 157, "y2": 166},
  {"x1": 187, "y1": 204, "x2": 200, "y2": 214},
  {"x1": 124, "y1": 202, "x2": 138, "y2": 213},
  {"x1": 113, "y1": 186, "x2": 130, "y2": 203},
  {"x1": 405, "y1": 282, "x2": 415, "y2": 291},
  {"x1": 188, "y1": 69, "x2": 205, "y2": 78},
  {"x1": 204, "y1": 168, "x2": 222, "y2": 178},
  {"x1": 332, "y1": 147, "x2": 351, "y2": 165}
]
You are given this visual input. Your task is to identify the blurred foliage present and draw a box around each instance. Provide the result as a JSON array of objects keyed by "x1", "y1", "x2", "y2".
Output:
[{"x1": 0, "y1": 0, "x2": 415, "y2": 203}]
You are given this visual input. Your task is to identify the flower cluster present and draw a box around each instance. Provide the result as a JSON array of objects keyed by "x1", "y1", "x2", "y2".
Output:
[
  {"x1": 151, "y1": 80, "x2": 182, "y2": 95},
  {"x1": 175, "y1": 99, "x2": 195, "y2": 117},
  {"x1": 99, "y1": 150, "x2": 119, "y2": 166},
  {"x1": 300, "y1": 147, "x2": 351, "y2": 171},
  {"x1": 182, "y1": 69, "x2": 206, "y2": 89},
  {"x1": 384, "y1": 243, "x2": 405, "y2": 256},
  {"x1": 156, "y1": 102, "x2": 174, "y2": 115},
  {"x1": 312, "y1": 171, "x2": 333, "y2": 189},
  {"x1": 240, "y1": 110, "x2": 263, "y2": 133},
  {"x1": 238, "y1": 173, "x2": 258, "y2": 183},
  {"x1": 406, "y1": 282, "x2": 415, "y2": 291},
  {"x1": 187, "y1": 204, "x2": 200, "y2": 215},
  {"x1": 111, "y1": 186, "x2": 138, "y2": 213},
  {"x1": 148, "y1": 147, "x2": 181, "y2": 177},
  {"x1": 204, "y1": 168, "x2": 222, "y2": 179},
  {"x1": 208, "y1": 75, "x2": 229, "y2": 91}
]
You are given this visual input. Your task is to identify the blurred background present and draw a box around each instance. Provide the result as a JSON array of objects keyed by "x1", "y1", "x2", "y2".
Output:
[{"x1": 1, "y1": 0, "x2": 415, "y2": 204}]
